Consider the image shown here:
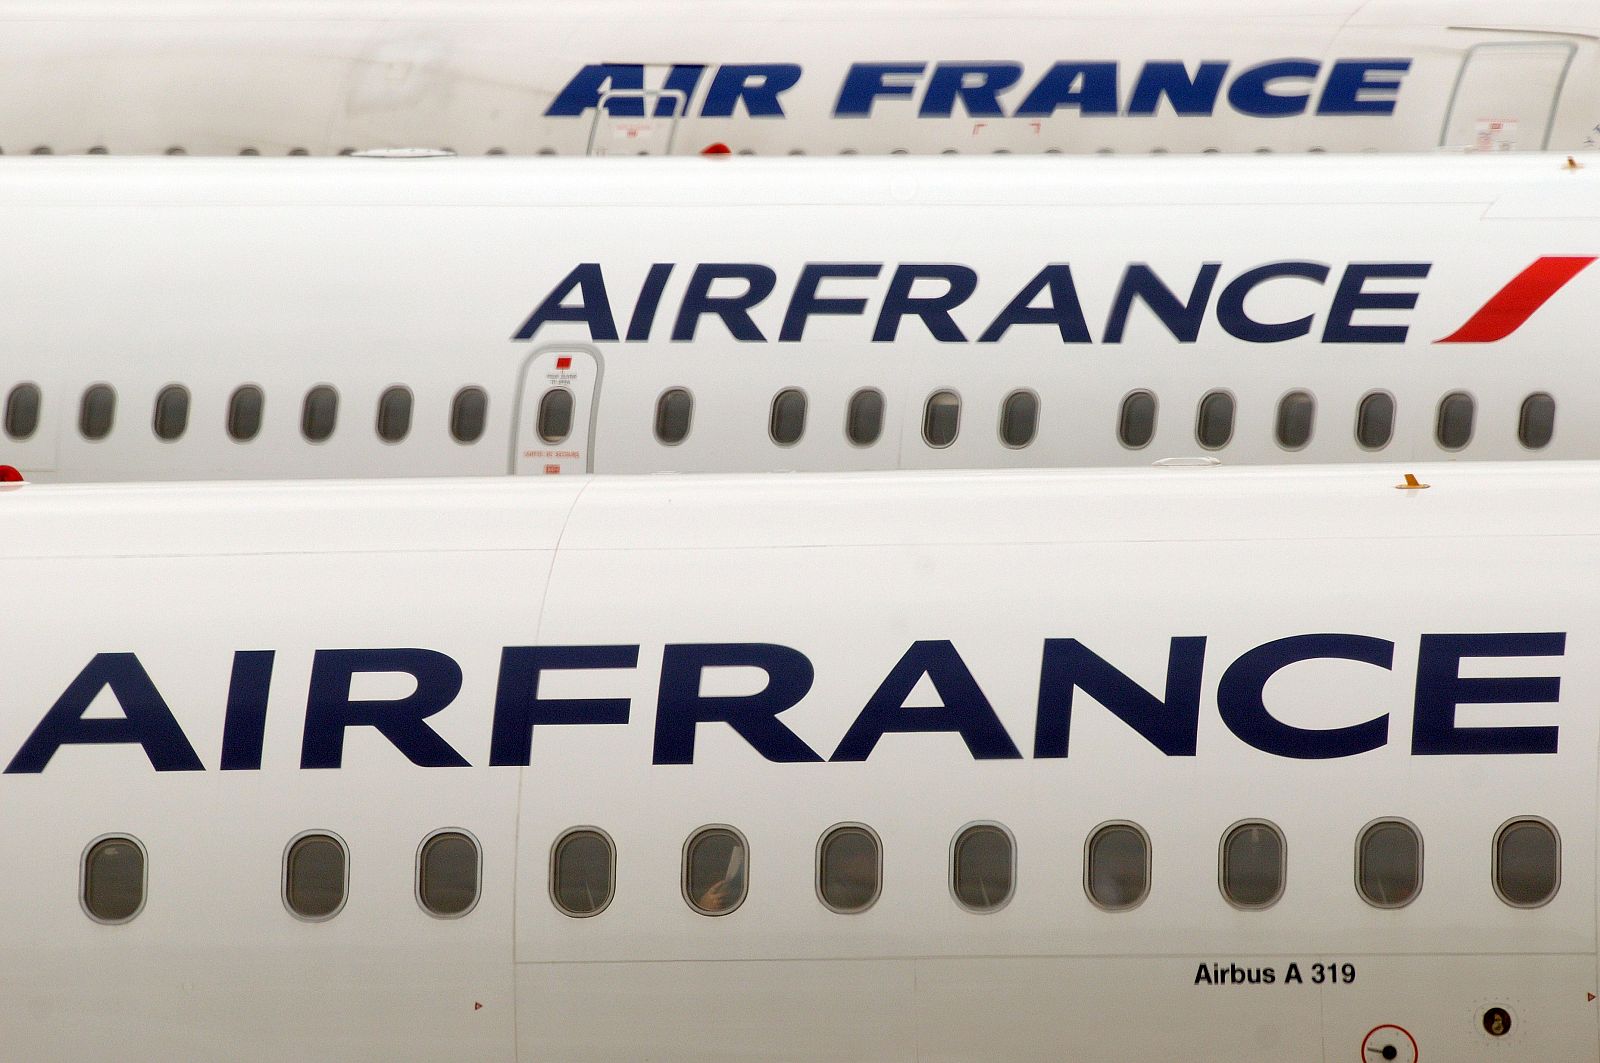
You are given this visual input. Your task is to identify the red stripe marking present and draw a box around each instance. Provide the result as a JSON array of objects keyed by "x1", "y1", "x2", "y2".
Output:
[{"x1": 1436, "y1": 256, "x2": 1595, "y2": 343}]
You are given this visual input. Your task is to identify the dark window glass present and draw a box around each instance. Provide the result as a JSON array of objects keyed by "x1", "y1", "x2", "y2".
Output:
[
  {"x1": 80, "y1": 384, "x2": 116, "y2": 440},
  {"x1": 1195, "y1": 391, "x2": 1235, "y2": 450},
  {"x1": 1119, "y1": 391, "x2": 1156, "y2": 449},
  {"x1": 83, "y1": 837, "x2": 144, "y2": 923},
  {"x1": 418, "y1": 831, "x2": 480, "y2": 917},
  {"x1": 152, "y1": 385, "x2": 190, "y2": 441},
  {"x1": 999, "y1": 390, "x2": 1038, "y2": 448},
  {"x1": 1495, "y1": 819, "x2": 1559, "y2": 907},
  {"x1": 301, "y1": 386, "x2": 338, "y2": 443},
  {"x1": 376, "y1": 386, "x2": 412, "y2": 443},
  {"x1": 538, "y1": 388, "x2": 575, "y2": 444},
  {"x1": 451, "y1": 387, "x2": 488, "y2": 444},
  {"x1": 655, "y1": 388, "x2": 693, "y2": 445},
  {"x1": 684, "y1": 827, "x2": 746, "y2": 915},
  {"x1": 1356, "y1": 391, "x2": 1395, "y2": 450},
  {"x1": 923, "y1": 390, "x2": 960, "y2": 448},
  {"x1": 770, "y1": 388, "x2": 807, "y2": 446},
  {"x1": 552, "y1": 829, "x2": 616, "y2": 917},
  {"x1": 5, "y1": 383, "x2": 40, "y2": 440},
  {"x1": 1221, "y1": 821, "x2": 1285, "y2": 909},
  {"x1": 952, "y1": 825, "x2": 1013, "y2": 911},
  {"x1": 1436, "y1": 392, "x2": 1474, "y2": 450},
  {"x1": 1086, "y1": 823, "x2": 1150, "y2": 910},
  {"x1": 1276, "y1": 391, "x2": 1314, "y2": 450},
  {"x1": 817, "y1": 826, "x2": 881, "y2": 913},
  {"x1": 1357, "y1": 820, "x2": 1422, "y2": 908},
  {"x1": 846, "y1": 389, "x2": 884, "y2": 446},
  {"x1": 285, "y1": 833, "x2": 347, "y2": 919},
  {"x1": 1519, "y1": 393, "x2": 1555, "y2": 450},
  {"x1": 228, "y1": 386, "x2": 264, "y2": 442}
]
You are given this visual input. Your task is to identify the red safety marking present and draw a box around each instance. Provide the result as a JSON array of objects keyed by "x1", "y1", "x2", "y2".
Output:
[
  {"x1": 701, "y1": 142, "x2": 731, "y2": 155},
  {"x1": 544, "y1": 464, "x2": 561, "y2": 474},
  {"x1": 1436, "y1": 256, "x2": 1596, "y2": 343},
  {"x1": 0, "y1": 464, "x2": 23, "y2": 482},
  {"x1": 555, "y1": 356, "x2": 572, "y2": 370}
]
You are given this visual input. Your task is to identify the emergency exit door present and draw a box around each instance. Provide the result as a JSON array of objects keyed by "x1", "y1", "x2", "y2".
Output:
[
  {"x1": 1441, "y1": 40, "x2": 1576, "y2": 151},
  {"x1": 512, "y1": 348, "x2": 601, "y2": 475},
  {"x1": 586, "y1": 64, "x2": 688, "y2": 155}
]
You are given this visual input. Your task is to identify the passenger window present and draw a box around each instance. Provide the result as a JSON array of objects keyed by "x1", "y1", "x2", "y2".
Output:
[
  {"x1": 152, "y1": 385, "x2": 190, "y2": 441},
  {"x1": 923, "y1": 390, "x2": 960, "y2": 448},
  {"x1": 4, "y1": 382, "x2": 41, "y2": 440},
  {"x1": 1355, "y1": 391, "x2": 1395, "y2": 450},
  {"x1": 301, "y1": 386, "x2": 338, "y2": 443},
  {"x1": 1356, "y1": 819, "x2": 1422, "y2": 908},
  {"x1": 538, "y1": 388, "x2": 575, "y2": 444},
  {"x1": 228, "y1": 385, "x2": 264, "y2": 442},
  {"x1": 417, "y1": 830, "x2": 480, "y2": 918},
  {"x1": 1275, "y1": 390, "x2": 1314, "y2": 450},
  {"x1": 551, "y1": 828, "x2": 616, "y2": 917},
  {"x1": 1494, "y1": 818, "x2": 1560, "y2": 908},
  {"x1": 655, "y1": 388, "x2": 693, "y2": 446},
  {"x1": 1519, "y1": 393, "x2": 1555, "y2": 450},
  {"x1": 1195, "y1": 390, "x2": 1235, "y2": 450},
  {"x1": 1118, "y1": 390, "x2": 1157, "y2": 449},
  {"x1": 685, "y1": 827, "x2": 746, "y2": 915},
  {"x1": 846, "y1": 388, "x2": 885, "y2": 446},
  {"x1": 1436, "y1": 391, "x2": 1474, "y2": 450},
  {"x1": 817, "y1": 825, "x2": 881, "y2": 914},
  {"x1": 1220, "y1": 821, "x2": 1285, "y2": 909},
  {"x1": 951, "y1": 824, "x2": 1013, "y2": 912},
  {"x1": 79, "y1": 384, "x2": 116, "y2": 441},
  {"x1": 999, "y1": 390, "x2": 1039, "y2": 449},
  {"x1": 284, "y1": 832, "x2": 347, "y2": 920},
  {"x1": 451, "y1": 386, "x2": 488, "y2": 444},
  {"x1": 1085, "y1": 822, "x2": 1150, "y2": 911},
  {"x1": 82, "y1": 836, "x2": 145, "y2": 923},
  {"x1": 770, "y1": 388, "x2": 807, "y2": 446},
  {"x1": 376, "y1": 386, "x2": 412, "y2": 443}
]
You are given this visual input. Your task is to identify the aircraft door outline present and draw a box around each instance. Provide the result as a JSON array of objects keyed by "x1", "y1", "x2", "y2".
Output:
[
  {"x1": 510, "y1": 346, "x2": 603, "y2": 476},
  {"x1": 1440, "y1": 39, "x2": 1578, "y2": 151}
]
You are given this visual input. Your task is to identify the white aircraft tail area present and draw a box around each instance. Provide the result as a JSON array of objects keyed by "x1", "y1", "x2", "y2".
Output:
[{"x1": 0, "y1": 461, "x2": 1595, "y2": 1059}]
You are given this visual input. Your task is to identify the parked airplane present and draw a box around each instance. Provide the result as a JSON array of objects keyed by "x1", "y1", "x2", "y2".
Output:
[
  {"x1": 0, "y1": 460, "x2": 1593, "y2": 1060},
  {"x1": 0, "y1": 152, "x2": 1594, "y2": 482},
  {"x1": 2, "y1": 0, "x2": 1599, "y2": 156}
]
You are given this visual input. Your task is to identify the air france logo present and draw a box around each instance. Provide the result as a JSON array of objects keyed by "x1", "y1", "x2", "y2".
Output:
[
  {"x1": 513, "y1": 257, "x2": 1595, "y2": 347},
  {"x1": 545, "y1": 59, "x2": 1412, "y2": 121}
]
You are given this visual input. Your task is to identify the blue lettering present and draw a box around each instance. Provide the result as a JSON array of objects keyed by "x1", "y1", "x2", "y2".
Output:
[
  {"x1": 671, "y1": 264, "x2": 777, "y2": 341},
  {"x1": 5, "y1": 653, "x2": 204, "y2": 773},
  {"x1": 220, "y1": 650, "x2": 275, "y2": 771},
  {"x1": 1227, "y1": 59, "x2": 1319, "y2": 118},
  {"x1": 1322, "y1": 262, "x2": 1430, "y2": 344},
  {"x1": 1318, "y1": 59, "x2": 1410, "y2": 116},
  {"x1": 701, "y1": 64, "x2": 802, "y2": 118},
  {"x1": 1412, "y1": 633, "x2": 1563, "y2": 755},
  {"x1": 545, "y1": 63, "x2": 647, "y2": 118},
  {"x1": 1034, "y1": 638, "x2": 1206, "y2": 758},
  {"x1": 1217, "y1": 635, "x2": 1394, "y2": 759},
  {"x1": 1103, "y1": 263, "x2": 1222, "y2": 343},
  {"x1": 625, "y1": 263, "x2": 675, "y2": 342},
  {"x1": 872, "y1": 264, "x2": 976, "y2": 342},
  {"x1": 1127, "y1": 61, "x2": 1228, "y2": 116},
  {"x1": 835, "y1": 63, "x2": 926, "y2": 117},
  {"x1": 920, "y1": 62, "x2": 1024, "y2": 118},
  {"x1": 301, "y1": 648, "x2": 468, "y2": 769},
  {"x1": 780, "y1": 263, "x2": 882, "y2": 341},
  {"x1": 489, "y1": 645, "x2": 639, "y2": 766},
  {"x1": 1216, "y1": 261, "x2": 1330, "y2": 342},
  {"x1": 657, "y1": 65, "x2": 707, "y2": 118},
  {"x1": 653, "y1": 643, "x2": 822, "y2": 764},
  {"x1": 978, "y1": 265, "x2": 1091, "y2": 343},
  {"x1": 832, "y1": 641, "x2": 1022, "y2": 760},
  {"x1": 514, "y1": 263, "x2": 619, "y2": 342},
  {"x1": 1015, "y1": 62, "x2": 1119, "y2": 117}
]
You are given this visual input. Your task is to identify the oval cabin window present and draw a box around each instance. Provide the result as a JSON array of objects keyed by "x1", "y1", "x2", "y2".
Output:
[
  {"x1": 1220, "y1": 821, "x2": 1285, "y2": 909},
  {"x1": 284, "y1": 833, "x2": 347, "y2": 920},
  {"x1": 769, "y1": 388, "x2": 807, "y2": 446},
  {"x1": 846, "y1": 389, "x2": 885, "y2": 447},
  {"x1": 817, "y1": 825, "x2": 881, "y2": 914},
  {"x1": 1519, "y1": 393, "x2": 1555, "y2": 450},
  {"x1": 552, "y1": 829, "x2": 616, "y2": 917},
  {"x1": 1435, "y1": 392, "x2": 1474, "y2": 450},
  {"x1": 228, "y1": 385, "x2": 264, "y2": 442},
  {"x1": 1356, "y1": 820, "x2": 1422, "y2": 909},
  {"x1": 952, "y1": 824, "x2": 1013, "y2": 912},
  {"x1": 654, "y1": 388, "x2": 693, "y2": 446},
  {"x1": 684, "y1": 827, "x2": 746, "y2": 916},
  {"x1": 152, "y1": 385, "x2": 190, "y2": 441},
  {"x1": 1275, "y1": 391, "x2": 1314, "y2": 450},
  {"x1": 538, "y1": 388, "x2": 575, "y2": 444},
  {"x1": 922, "y1": 390, "x2": 960, "y2": 448},
  {"x1": 1195, "y1": 391, "x2": 1235, "y2": 450},
  {"x1": 1355, "y1": 391, "x2": 1395, "y2": 450},
  {"x1": 1118, "y1": 391, "x2": 1157, "y2": 449},
  {"x1": 418, "y1": 831, "x2": 480, "y2": 917},
  {"x1": 1085, "y1": 823, "x2": 1150, "y2": 911},
  {"x1": 82, "y1": 836, "x2": 145, "y2": 923},
  {"x1": 451, "y1": 386, "x2": 488, "y2": 444},
  {"x1": 376, "y1": 386, "x2": 413, "y2": 443},
  {"x1": 5, "y1": 383, "x2": 41, "y2": 440},
  {"x1": 999, "y1": 390, "x2": 1038, "y2": 449},
  {"x1": 1494, "y1": 818, "x2": 1559, "y2": 908},
  {"x1": 79, "y1": 384, "x2": 116, "y2": 441},
  {"x1": 301, "y1": 386, "x2": 339, "y2": 443}
]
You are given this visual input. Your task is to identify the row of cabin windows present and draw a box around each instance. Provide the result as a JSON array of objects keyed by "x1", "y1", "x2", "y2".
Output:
[
  {"x1": 0, "y1": 383, "x2": 491, "y2": 446},
  {"x1": 3, "y1": 382, "x2": 1559, "y2": 455},
  {"x1": 77, "y1": 816, "x2": 1562, "y2": 926}
]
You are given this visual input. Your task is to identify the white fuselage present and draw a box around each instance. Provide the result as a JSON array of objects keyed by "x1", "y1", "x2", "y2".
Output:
[
  {"x1": 0, "y1": 153, "x2": 1596, "y2": 482},
  {"x1": 0, "y1": 462, "x2": 1594, "y2": 1060},
  {"x1": 0, "y1": 0, "x2": 1598, "y2": 156}
]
